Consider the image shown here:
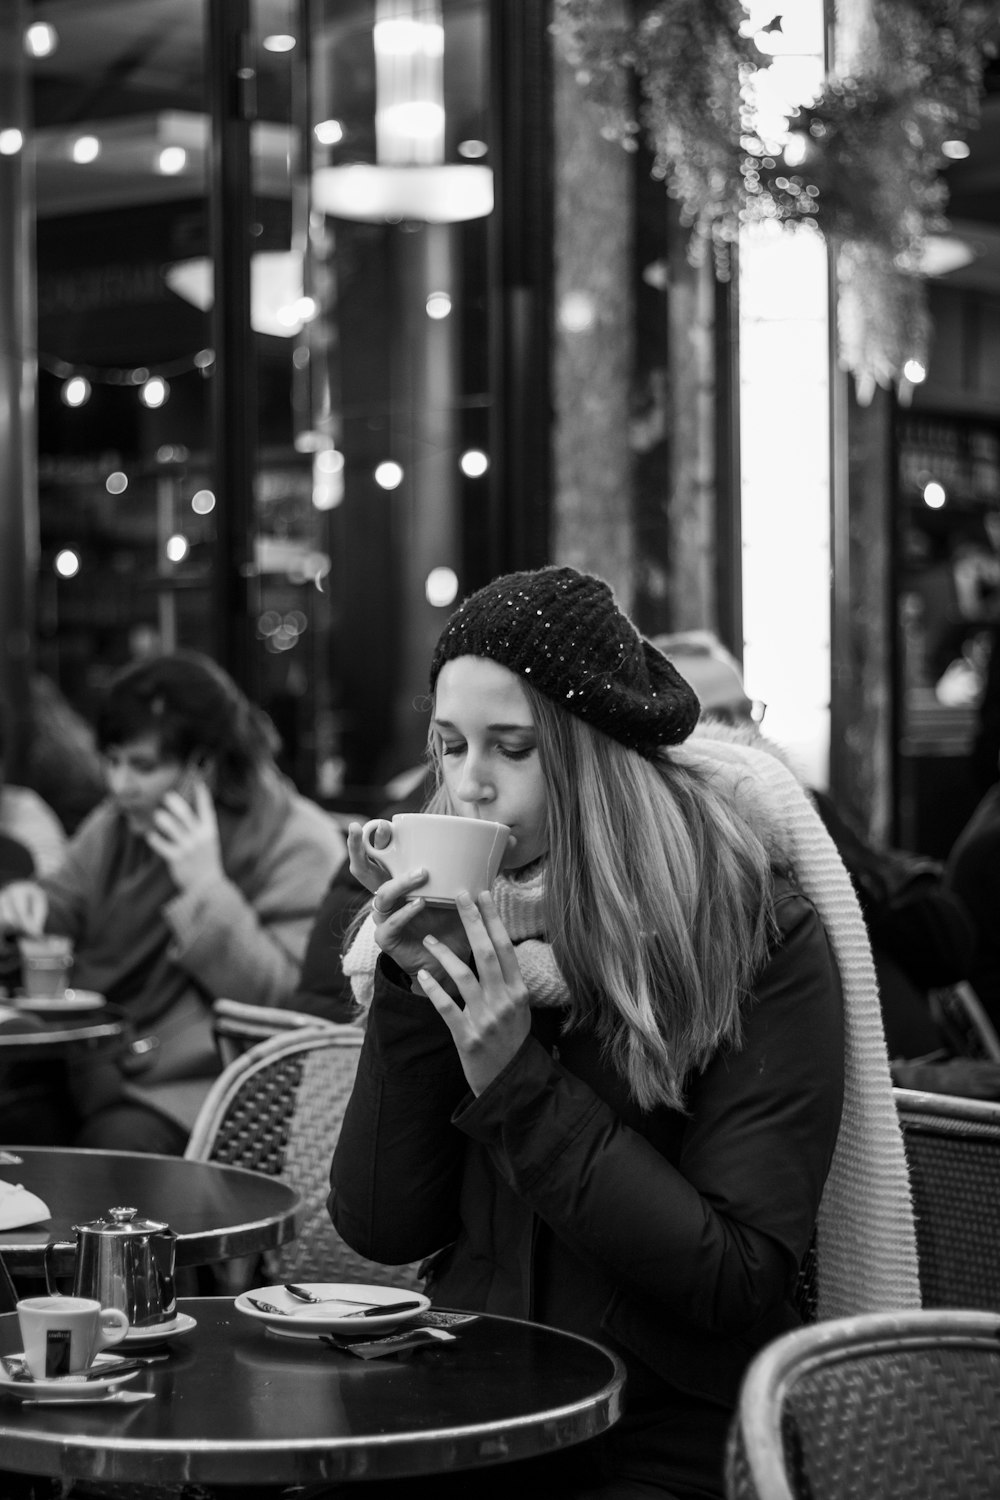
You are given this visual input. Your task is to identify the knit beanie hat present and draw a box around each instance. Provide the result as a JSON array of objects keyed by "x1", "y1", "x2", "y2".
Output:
[{"x1": 429, "y1": 566, "x2": 701, "y2": 756}]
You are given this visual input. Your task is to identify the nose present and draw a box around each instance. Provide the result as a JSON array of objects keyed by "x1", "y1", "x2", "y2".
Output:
[
  {"x1": 454, "y1": 750, "x2": 493, "y2": 810},
  {"x1": 106, "y1": 762, "x2": 140, "y2": 799}
]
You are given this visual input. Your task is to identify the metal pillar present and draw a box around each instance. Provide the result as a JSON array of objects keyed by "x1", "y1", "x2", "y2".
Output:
[
  {"x1": 0, "y1": 0, "x2": 37, "y2": 779},
  {"x1": 485, "y1": 0, "x2": 553, "y2": 583},
  {"x1": 207, "y1": 0, "x2": 259, "y2": 703}
]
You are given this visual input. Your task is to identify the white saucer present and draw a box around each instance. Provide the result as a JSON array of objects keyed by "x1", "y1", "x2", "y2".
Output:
[
  {"x1": 122, "y1": 1311, "x2": 197, "y2": 1346},
  {"x1": 14, "y1": 989, "x2": 105, "y2": 1014},
  {"x1": 0, "y1": 1352, "x2": 141, "y2": 1402},
  {"x1": 235, "y1": 1283, "x2": 430, "y2": 1336}
]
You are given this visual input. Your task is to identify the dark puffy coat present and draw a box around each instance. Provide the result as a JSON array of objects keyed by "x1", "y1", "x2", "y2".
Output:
[{"x1": 330, "y1": 877, "x2": 844, "y2": 1497}]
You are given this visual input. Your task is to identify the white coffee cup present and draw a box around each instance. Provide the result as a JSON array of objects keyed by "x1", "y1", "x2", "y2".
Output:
[
  {"x1": 361, "y1": 813, "x2": 511, "y2": 906},
  {"x1": 16, "y1": 1295, "x2": 129, "y2": 1379}
]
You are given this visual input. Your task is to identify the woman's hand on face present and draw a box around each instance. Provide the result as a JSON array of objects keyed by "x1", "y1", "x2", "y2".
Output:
[
  {"x1": 417, "y1": 890, "x2": 530, "y2": 1096},
  {"x1": 146, "y1": 779, "x2": 223, "y2": 892},
  {"x1": 0, "y1": 881, "x2": 49, "y2": 937}
]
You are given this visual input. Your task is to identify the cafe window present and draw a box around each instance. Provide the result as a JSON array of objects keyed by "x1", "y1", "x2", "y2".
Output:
[
  {"x1": 896, "y1": 407, "x2": 1000, "y2": 854},
  {"x1": 27, "y1": 0, "x2": 522, "y2": 804}
]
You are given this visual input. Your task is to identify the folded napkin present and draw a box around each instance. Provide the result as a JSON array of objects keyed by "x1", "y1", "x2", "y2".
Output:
[{"x1": 0, "y1": 1180, "x2": 51, "y2": 1231}]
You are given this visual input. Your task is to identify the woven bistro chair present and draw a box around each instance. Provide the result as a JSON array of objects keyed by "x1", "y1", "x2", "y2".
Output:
[
  {"x1": 726, "y1": 1309, "x2": 1000, "y2": 1500},
  {"x1": 210, "y1": 995, "x2": 343, "y2": 1069},
  {"x1": 894, "y1": 1086, "x2": 1000, "y2": 1310},
  {"x1": 185, "y1": 1026, "x2": 423, "y2": 1292}
]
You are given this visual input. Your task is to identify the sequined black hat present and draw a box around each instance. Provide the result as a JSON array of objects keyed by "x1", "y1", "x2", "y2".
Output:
[{"x1": 429, "y1": 566, "x2": 701, "y2": 756}]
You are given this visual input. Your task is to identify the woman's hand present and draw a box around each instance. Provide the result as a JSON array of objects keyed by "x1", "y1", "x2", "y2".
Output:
[
  {"x1": 417, "y1": 889, "x2": 530, "y2": 1096},
  {"x1": 146, "y1": 779, "x2": 224, "y2": 893},
  {"x1": 346, "y1": 821, "x2": 470, "y2": 989},
  {"x1": 0, "y1": 881, "x2": 49, "y2": 937}
]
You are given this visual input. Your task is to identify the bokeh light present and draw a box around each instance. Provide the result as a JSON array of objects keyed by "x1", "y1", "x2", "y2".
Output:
[
  {"x1": 426, "y1": 566, "x2": 459, "y2": 607},
  {"x1": 460, "y1": 449, "x2": 488, "y2": 478},
  {"x1": 374, "y1": 461, "x2": 404, "y2": 490},
  {"x1": 61, "y1": 376, "x2": 91, "y2": 408}
]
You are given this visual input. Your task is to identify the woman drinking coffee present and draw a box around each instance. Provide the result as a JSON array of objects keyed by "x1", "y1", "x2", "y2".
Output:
[{"x1": 329, "y1": 565, "x2": 919, "y2": 1500}]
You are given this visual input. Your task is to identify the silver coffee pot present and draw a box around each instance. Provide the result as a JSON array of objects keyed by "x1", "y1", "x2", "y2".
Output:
[{"x1": 45, "y1": 1205, "x2": 177, "y2": 1327}]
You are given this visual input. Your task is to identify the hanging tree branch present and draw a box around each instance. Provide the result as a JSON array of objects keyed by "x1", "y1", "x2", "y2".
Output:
[{"x1": 552, "y1": 0, "x2": 1000, "y2": 400}]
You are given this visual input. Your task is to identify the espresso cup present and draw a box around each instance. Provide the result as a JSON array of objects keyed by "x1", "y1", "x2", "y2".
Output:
[
  {"x1": 361, "y1": 813, "x2": 511, "y2": 905},
  {"x1": 18, "y1": 935, "x2": 74, "y2": 1001},
  {"x1": 16, "y1": 1295, "x2": 129, "y2": 1379}
]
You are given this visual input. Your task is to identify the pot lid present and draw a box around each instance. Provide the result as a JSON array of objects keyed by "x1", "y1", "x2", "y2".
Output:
[{"x1": 73, "y1": 1205, "x2": 172, "y2": 1235}]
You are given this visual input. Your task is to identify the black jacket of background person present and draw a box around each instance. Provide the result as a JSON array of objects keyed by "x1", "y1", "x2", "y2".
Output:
[
  {"x1": 329, "y1": 878, "x2": 844, "y2": 1496},
  {"x1": 811, "y1": 788, "x2": 975, "y2": 1058},
  {"x1": 292, "y1": 778, "x2": 429, "y2": 1024},
  {"x1": 946, "y1": 784, "x2": 1000, "y2": 1031}
]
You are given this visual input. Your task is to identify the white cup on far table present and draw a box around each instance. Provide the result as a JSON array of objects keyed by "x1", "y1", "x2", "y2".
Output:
[
  {"x1": 361, "y1": 813, "x2": 511, "y2": 906},
  {"x1": 16, "y1": 1295, "x2": 130, "y2": 1379}
]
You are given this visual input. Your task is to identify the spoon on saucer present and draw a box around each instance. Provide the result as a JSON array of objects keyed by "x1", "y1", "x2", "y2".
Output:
[
  {"x1": 283, "y1": 1284, "x2": 414, "y2": 1307},
  {"x1": 248, "y1": 1294, "x2": 423, "y2": 1318}
]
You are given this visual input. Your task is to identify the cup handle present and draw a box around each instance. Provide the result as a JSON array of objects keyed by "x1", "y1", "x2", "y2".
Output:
[
  {"x1": 97, "y1": 1307, "x2": 130, "y2": 1349},
  {"x1": 360, "y1": 819, "x2": 396, "y2": 876}
]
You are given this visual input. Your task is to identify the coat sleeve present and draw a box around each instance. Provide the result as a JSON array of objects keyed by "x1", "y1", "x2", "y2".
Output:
[
  {"x1": 162, "y1": 801, "x2": 345, "y2": 1008},
  {"x1": 290, "y1": 857, "x2": 368, "y2": 1023},
  {"x1": 456, "y1": 889, "x2": 844, "y2": 1334},
  {"x1": 39, "y1": 803, "x2": 112, "y2": 940},
  {"x1": 329, "y1": 957, "x2": 470, "y2": 1263}
]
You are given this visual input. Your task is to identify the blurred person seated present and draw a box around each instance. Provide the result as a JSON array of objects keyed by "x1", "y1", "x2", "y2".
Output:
[
  {"x1": 0, "y1": 698, "x2": 67, "y2": 876},
  {"x1": 0, "y1": 651, "x2": 346, "y2": 1154},
  {"x1": 655, "y1": 631, "x2": 975, "y2": 1061},
  {"x1": 0, "y1": 787, "x2": 64, "y2": 1139},
  {"x1": 0, "y1": 831, "x2": 34, "y2": 996}
]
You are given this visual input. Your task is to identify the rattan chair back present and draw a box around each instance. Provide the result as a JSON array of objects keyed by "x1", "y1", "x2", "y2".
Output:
[
  {"x1": 895, "y1": 1086, "x2": 1000, "y2": 1310},
  {"x1": 211, "y1": 996, "x2": 343, "y2": 1069},
  {"x1": 186, "y1": 1026, "x2": 423, "y2": 1289},
  {"x1": 726, "y1": 1309, "x2": 1000, "y2": 1500}
]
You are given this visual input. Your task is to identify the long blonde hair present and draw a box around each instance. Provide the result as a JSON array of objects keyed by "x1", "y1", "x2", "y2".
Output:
[{"x1": 427, "y1": 681, "x2": 775, "y2": 1111}]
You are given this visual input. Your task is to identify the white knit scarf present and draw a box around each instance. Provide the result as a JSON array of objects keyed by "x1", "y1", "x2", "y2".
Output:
[{"x1": 342, "y1": 726, "x2": 921, "y2": 1320}]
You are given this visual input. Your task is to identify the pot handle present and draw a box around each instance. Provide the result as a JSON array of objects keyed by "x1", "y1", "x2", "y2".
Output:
[{"x1": 43, "y1": 1240, "x2": 77, "y2": 1295}]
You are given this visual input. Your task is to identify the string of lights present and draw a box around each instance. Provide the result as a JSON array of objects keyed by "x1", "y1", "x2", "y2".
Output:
[{"x1": 40, "y1": 349, "x2": 215, "y2": 408}]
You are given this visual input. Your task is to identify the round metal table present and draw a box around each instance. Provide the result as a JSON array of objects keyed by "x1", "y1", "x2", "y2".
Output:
[
  {"x1": 0, "y1": 1011, "x2": 125, "y2": 1060},
  {"x1": 0, "y1": 1148, "x2": 302, "y2": 1276},
  {"x1": 0, "y1": 1297, "x2": 626, "y2": 1487}
]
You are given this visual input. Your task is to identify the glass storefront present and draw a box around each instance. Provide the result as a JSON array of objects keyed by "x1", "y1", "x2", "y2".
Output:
[{"x1": 23, "y1": 0, "x2": 512, "y2": 805}]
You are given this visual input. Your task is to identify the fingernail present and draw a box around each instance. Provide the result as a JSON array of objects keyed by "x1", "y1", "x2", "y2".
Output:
[
  {"x1": 456, "y1": 889, "x2": 472, "y2": 905},
  {"x1": 423, "y1": 935, "x2": 438, "y2": 947}
]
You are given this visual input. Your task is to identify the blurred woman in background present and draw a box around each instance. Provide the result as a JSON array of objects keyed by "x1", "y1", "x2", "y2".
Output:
[{"x1": 0, "y1": 651, "x2": 345, "y2": 1152}]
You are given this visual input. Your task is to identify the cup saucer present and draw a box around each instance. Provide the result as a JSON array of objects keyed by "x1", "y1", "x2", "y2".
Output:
[
  {"x1": 122, "y1": 1311, "x2": 197, "y2": 1347},
  {"x1": 0, "y1": 1352, "x2": 141, "y2": 1402}
]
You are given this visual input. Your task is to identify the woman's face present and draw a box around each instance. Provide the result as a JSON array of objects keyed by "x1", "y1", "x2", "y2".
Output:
[
  {"x1": 432, "y1": 656, "x2": 548, "y2": 871},
  {"x1": 102, "y1": 732, "x2": 186, "y2": 834}
]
